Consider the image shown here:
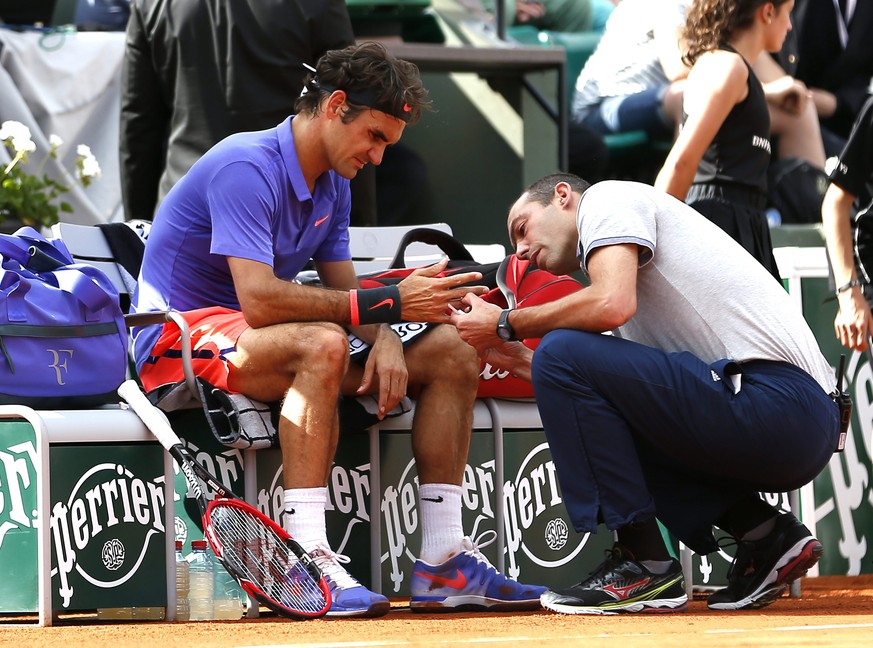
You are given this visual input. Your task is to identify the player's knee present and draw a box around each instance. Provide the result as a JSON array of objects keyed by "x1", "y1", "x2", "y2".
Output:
[
  {"x1": 303, "y1": 325, "x2": 349, "y2": 376},
  {"x1": 434, "y1": 327, "x2": 480, "y2": 390}
]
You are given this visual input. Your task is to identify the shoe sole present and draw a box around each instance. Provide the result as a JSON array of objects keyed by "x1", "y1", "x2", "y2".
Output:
[
  {"x1": 325, "y1": 600, "x2": 391, "y2": 618},
  {"x1": 707, "y1": 537, "x2": 823, "y2": 611},
  {"x1": 410, "y1": 596, "x2": 543, "y2": 613},
  {"x1": 541, "y1": 594, "x2": 688, "y2": 616}
]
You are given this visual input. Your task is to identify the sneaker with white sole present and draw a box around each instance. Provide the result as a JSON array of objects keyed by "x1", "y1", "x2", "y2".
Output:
[
  {"x1": 707, "y1": 512, "x2": 823, "y2": 610},
  {"x1": 410, "y1": 531, "x2": 547, "y2": 612},
  {"x1": 540, "y1": 544, "x2": 687, "y2": 615},
  {"x1": 309, "y1": 544, "x2": 390, "y2": 618}
]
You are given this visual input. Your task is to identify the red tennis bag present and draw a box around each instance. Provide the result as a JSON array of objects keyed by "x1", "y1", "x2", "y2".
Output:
[
  {"x1": 475, "y1": 255, "x2": 583, "y2": 398},
  {"x1": 360, "y1": 247, "x2": 583, "y2": 399}
]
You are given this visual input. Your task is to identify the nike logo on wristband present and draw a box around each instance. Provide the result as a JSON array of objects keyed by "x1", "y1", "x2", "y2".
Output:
[
  {"x1": 414, "y1": 569, "x2": 467, "y2": 589},
  {"x1": 369, "y1": 298, "x2": 395, "y2": 311},
  {"x1": 421, "y1": 496, "x2": 444, "y2": 503},
  {"x1": 314, "y1": 214, "x2": 330, "y2": 227}
]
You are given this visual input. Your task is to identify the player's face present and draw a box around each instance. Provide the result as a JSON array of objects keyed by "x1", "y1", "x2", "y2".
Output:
[
  {"x1": 763, "y1": 1, "x2": 794, "y2": 53},
  {"x1": 507, "y1": 193, "x2": 579, "y2": 275},
  {"x1": 326, "y1": 104, "x2": 405, "y2": 179}
]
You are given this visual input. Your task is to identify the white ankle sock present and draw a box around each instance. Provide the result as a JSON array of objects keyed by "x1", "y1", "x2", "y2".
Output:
[
  {"x1": 283, "y1": 487, "x2": 328, "y2": 552},
  {"x1": 418, "y1": 483, "x2": 464, "y2": 565}
]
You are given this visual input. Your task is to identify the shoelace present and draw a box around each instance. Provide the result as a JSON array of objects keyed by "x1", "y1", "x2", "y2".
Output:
[
  {"x1": 310, "y1": 544, "x2": 360, "y2": 590},
  {"x1": 461, "y1": 529, "x2": 498, "y2": 558},
  {"x1": 715, "y1": 535, "x2": 753, "y2": 581},
  {"x1": 460, "y1": 530, "x2": 502, "y2": 578}
]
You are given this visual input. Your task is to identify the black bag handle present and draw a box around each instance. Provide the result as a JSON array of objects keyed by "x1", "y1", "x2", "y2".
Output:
[{"x1": 389, "y1": 227, "x2": 476, "y2": 269}]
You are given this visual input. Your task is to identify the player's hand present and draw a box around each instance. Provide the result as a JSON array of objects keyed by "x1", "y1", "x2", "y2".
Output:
[
  {"x1": 397, "y1": 259, "x2": 489, "y2": 324},
  {"x1": 835, "y1": 289, "x2": 873, "y2": 351},
  {"x1": 449, "y1": 293, "x2": 503, "y2": 352},
  {"x1": 358, "y1": 326, "x2": 407, "y2": 419}
]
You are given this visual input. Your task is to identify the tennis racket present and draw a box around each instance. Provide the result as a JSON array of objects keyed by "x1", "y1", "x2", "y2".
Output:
[{"x1": 117, "y1": 380, "x2": 331, "y2": 620}]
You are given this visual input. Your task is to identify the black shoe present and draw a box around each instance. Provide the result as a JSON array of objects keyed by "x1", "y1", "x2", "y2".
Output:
[
  {"x1": 540, "y1": 544, "x2": 687, "y2": 615},
  {"x1": 707, "y1": 512, "x2": 823, "y2": 610}
]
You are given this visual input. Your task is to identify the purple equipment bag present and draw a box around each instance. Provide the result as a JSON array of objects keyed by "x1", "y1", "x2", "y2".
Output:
[{"x1": 0, "y1": 227, "x2": 128, "y2": 408}]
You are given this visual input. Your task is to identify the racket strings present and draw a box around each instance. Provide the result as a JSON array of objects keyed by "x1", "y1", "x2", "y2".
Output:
[{"x1": 208, "y1": 504, "x2": 327, "y2": 615}]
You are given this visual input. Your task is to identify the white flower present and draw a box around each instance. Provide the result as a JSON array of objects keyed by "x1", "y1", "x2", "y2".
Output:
[
  {"x1": 76, "y1": 144, "x2": 93, "y2": 158},
  {"x1": 0, "y1": 120, "x2": 36, "y2": 155},
  {"x1": 78, "y1": 153, "x2": 102, "y2": 181},
  {"x1": 0, "y1": 120, "x2": 31, "y2": 142},
  {"x1": 49, "y1": 134, "x2": 64, "y2": 149}
]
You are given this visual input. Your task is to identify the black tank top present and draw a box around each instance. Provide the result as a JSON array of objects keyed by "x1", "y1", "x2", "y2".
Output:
[{"x1": 687, "y1": 44, "x2": 771, "y2": 194}]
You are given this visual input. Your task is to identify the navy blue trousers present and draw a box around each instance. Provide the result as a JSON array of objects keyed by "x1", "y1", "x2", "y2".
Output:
[{"x1": 530, "y1": 330, "x2": 840, "y2": 553}]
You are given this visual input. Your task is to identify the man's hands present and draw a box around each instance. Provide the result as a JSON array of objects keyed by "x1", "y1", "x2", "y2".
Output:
[
  {"x1": 450, "y1": 293, "x2": 533, "y2": 381},
  {"x1": 397, "y1": 259, "x2": 489, "y2": 323},
  {"x1": 449, "y1": 293, "x2": 503, "y2": 351},
  {"x1": 835, "y1": 289, "x2": 873, "y2": 351},
  {"x1": 514, "y1": 1, "x2": 546, "y2": 23},
  {"x1": 358, "y1": 325, "x2": 408, "y2": 419}
]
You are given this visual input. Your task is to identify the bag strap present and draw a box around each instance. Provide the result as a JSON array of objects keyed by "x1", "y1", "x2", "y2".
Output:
[
  {"x1": 52, "y1": 265, "x2": 121, "y2": 321},
  {"x1": 389, "y1": 227, "x2": 476, "y2": 269},
  {"x1": 0, "y1": 233, "x2": 33, "y2": 265}
]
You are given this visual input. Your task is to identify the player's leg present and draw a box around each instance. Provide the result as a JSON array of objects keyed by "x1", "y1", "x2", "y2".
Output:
[
  {"x1": 232, "y1": 321, "x2": 390, "y2": 618},
  {"x1": 399, "y1": 324, "x2": 547, "y2": 612}
]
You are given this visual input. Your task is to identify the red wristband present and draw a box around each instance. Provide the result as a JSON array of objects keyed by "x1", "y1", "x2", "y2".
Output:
[{"x1": 349, "y1": 289, "x2": 361, "y2": 327}]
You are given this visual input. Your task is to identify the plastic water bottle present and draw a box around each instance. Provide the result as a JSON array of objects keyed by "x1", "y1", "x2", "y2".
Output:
[
  {"x1": 187, "y1": 540, "x2": 214, "y2": 620},
  {"x1": 211, "y1": 548, "x2": 245, "y2": 620},
  {"x1": 175, "y1": 540, "x2": 190, "y2": 622}
]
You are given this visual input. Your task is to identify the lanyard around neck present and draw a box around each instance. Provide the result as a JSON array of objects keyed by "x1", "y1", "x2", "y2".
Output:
[{"x1": 831, "y1": 0, "x2": 857, "y2": 49}]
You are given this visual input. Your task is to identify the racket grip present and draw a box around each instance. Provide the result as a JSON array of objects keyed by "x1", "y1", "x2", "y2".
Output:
[{"x1": 118, "y1": 379, "x2": 182, "y2": 449}]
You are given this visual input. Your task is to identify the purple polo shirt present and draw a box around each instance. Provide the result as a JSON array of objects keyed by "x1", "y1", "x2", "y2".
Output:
[{"x1": 131, "y1": 115, "x2": 351, "y2": 372}]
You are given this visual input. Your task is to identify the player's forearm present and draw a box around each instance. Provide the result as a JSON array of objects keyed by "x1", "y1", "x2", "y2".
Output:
[{"x1": 821, "y1": 187, "x2": 856, "y2": 284}]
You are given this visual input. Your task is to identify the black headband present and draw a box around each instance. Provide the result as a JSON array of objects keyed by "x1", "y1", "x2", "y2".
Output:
[{"x1": 316, "y1": 80, "x2": 412, "y2": 123}]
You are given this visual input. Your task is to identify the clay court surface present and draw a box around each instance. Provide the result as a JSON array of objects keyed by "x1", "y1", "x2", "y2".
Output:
[{"x1": 3, "y1": 576, "x2": 872, "y2": 647}]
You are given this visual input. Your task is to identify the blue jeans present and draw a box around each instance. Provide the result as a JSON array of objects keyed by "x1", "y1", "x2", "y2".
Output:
[
  {"x1": 574, "y1": 86, "x2": 674, "y2": 140},
  {"x1": 530, "y1": 330, "x2": 839, "y2": 553}
]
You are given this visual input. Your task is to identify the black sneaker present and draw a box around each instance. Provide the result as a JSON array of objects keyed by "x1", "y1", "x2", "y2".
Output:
[
  {"x1": 707, "y1": 512, "x2": 823, "y2": 610},
  {"x1": 540, "y1": 545, "x2": 687, "y2": 615}
]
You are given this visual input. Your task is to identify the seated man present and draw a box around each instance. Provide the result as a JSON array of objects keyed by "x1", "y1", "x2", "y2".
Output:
[
  {"x1": 130, "y1": 42, "x2": 546, "y2": 618},
  {"x1": 452, "y1": 174, "x2": 841, "y2": 614}
]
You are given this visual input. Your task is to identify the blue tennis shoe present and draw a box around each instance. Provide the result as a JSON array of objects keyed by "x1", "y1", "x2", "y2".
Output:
[
  {"x1": 410, "y1": 532, "x2": 547, "y2": 612},
  {"x1": 309, "y1": 544, "x2": 390, "y2": 618}
]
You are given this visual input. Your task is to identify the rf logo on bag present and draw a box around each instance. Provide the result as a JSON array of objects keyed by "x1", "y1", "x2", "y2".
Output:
[{"x1": 47, "y1": 348, "x2": 74, "y2": 385}]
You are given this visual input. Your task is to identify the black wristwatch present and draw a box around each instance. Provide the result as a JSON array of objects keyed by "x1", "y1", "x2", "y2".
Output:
[{"x1": 496, "y1": 308, "x2": 517, "y2": 341}]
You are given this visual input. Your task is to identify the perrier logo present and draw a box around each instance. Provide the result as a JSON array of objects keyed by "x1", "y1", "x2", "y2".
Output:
[{"x1": 51, "y1": 462, "x2": 165, "y2": 608}]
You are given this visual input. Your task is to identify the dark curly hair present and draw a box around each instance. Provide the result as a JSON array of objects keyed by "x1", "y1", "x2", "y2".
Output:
[
  {"x1": 682, "y1": 0, "x2": 791, "y2": 66},
  {"x1": 295, "y1": 41, "x2": 431, "y2": 125}
]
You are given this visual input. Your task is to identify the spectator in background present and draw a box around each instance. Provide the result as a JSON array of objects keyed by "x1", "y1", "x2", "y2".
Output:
[
  {"x1": 776, "y1": 0, "x2": 873, "y2": 157},
  {"x1": 477, "y1": 0, "x2": 596, "y2": 34},
  {"x1": 572, "y1": 0, "x2": 689, "y2": 142},
  {"x1": 655, "y1": 0, "x2": 800, "y2": 282},
  {"x1": 573, "y1": 0, "x2": 824, "y2": 169},
  {"x1": 119, "y1": 0, "x2": 359, "y2": 223},
  {"x1": 821, "y1": 96, "x2": 873, "y2": 351}
]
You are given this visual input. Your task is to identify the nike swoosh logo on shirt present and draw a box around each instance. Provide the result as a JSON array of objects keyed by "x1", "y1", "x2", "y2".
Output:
[
  {"x1": 314, "y1": 214, "x2": 330, "y2": 226},
  {"x1": 369, "y1": 298, "x2": 395, "y2": 311},
  {"x1": 413, "y1": 569, "x2": 467, "y2": 589}
]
